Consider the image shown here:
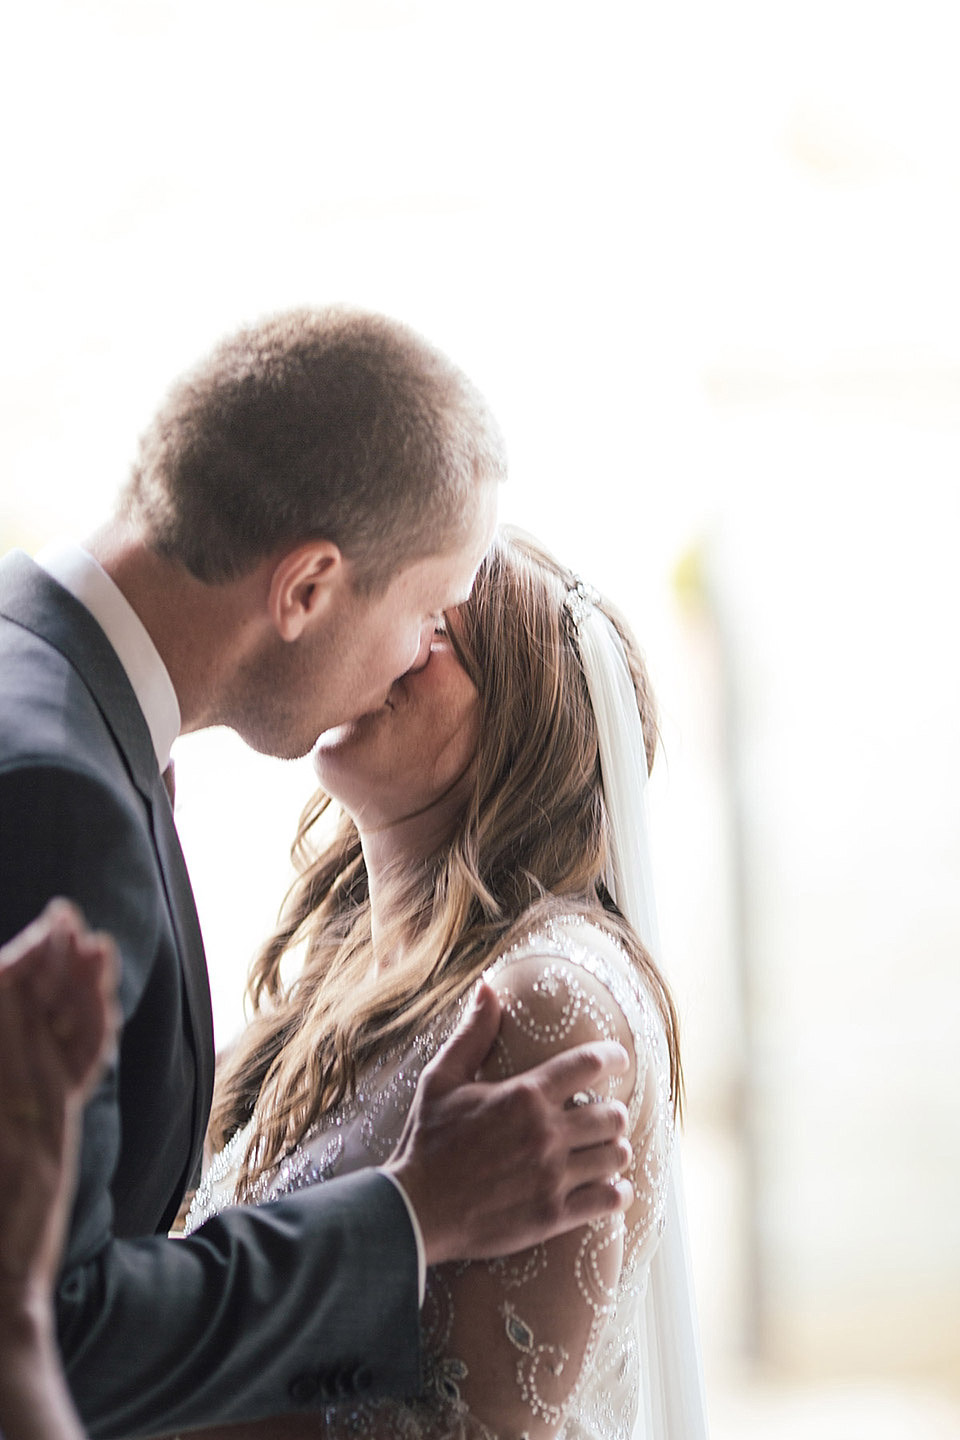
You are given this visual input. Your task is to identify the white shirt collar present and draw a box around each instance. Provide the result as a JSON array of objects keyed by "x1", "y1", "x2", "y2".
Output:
[{"x1": 35, "y1": 540, "x2": 181, "y2": 773}]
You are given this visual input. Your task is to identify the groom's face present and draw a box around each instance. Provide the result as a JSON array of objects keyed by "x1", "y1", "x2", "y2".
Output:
[{"x1": 229, "y1": 483, "x2": 497, "y2": 760}]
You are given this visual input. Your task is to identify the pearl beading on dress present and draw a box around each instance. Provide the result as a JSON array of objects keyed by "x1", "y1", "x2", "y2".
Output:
[{"x1": 184, "y1": 918, "x2": 674, "y2": 1439}]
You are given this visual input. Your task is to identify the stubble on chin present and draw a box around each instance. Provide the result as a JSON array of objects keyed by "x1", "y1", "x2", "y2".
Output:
[{"x1": 224, "y1": 637, "x2": 324, "y2": 761}]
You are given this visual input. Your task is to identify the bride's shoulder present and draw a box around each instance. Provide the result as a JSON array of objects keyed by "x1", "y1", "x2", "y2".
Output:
[
  {"x1": 482, "y1": 910, "x2": 660, "y2": 1034},
  {"x1": 479, "y1": 913, "x2": 670, "y2": 1112}
]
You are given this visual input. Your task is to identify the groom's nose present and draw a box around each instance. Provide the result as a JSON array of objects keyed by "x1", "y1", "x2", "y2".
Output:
[{"x1": 405, "y1": 623, "x2": 434, "y2": 675}]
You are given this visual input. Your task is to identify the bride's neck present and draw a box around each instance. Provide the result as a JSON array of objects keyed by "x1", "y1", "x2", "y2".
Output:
[{"x1": 357, "y1": 788, "x2": 467, "y2": 973}]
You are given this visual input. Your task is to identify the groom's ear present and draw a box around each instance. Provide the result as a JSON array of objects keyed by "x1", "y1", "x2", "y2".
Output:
[{"x1": 267, "y1": 540, "x2": 344, "y2": 642}]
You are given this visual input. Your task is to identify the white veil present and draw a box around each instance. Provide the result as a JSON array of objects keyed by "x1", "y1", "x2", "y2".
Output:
[{"x1": 568, "y1": 580, "x2": 710, "y2": 1440}]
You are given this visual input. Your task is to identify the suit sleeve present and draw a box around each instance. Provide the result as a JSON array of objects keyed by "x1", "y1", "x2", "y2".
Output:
[
  {"x1": 62, "y1": 1172, "x2": 421, "y2": 1438},
  {"x1": 0, "y1": 761, "x2": 421, "y2": 1438}
]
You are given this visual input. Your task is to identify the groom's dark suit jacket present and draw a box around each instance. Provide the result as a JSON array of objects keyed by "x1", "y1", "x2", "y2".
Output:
[{"x1": 0, "y1": 551, "x2": 420, "y2": 1438}]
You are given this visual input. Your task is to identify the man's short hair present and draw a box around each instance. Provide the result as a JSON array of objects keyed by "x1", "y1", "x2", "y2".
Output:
[{"x1": 121, "y1": 307, "x2": 506, "y2": 590}]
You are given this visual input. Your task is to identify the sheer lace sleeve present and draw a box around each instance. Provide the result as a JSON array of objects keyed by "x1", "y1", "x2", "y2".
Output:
[{"x1": 319, "y1": 919, "x2": 675, "y2": 1440}]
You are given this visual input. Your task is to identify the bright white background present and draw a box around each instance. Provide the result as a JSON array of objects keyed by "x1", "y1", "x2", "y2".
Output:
[{"x1": 3, "y1": 2, "x2": 959, "y2": 1433}]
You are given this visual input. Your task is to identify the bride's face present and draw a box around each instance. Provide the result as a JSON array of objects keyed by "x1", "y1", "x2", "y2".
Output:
[{"x1": 312, "y1": 614, "x2": 480, "y2": 832}]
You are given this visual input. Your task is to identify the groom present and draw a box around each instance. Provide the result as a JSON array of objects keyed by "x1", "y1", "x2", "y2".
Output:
[{"x1": 0, "y1": 308, "x2": 632, "y2": 1439}]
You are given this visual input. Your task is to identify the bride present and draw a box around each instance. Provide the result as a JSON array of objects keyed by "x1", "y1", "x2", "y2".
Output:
[{"x1": 183, "y1": 530, "x2": 707, "y2": 1440}]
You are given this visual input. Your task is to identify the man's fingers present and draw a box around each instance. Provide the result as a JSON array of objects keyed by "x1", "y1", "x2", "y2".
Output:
[
  {"x1": 0, "y1": 967, "x2": 71, "y2": 1138},
  {"x1": 0, "y1": 904, "x2": 65, "y2": 980},
  {"x1": 535, "y1": 1040, "x2": 630, "y2": 1105},
  {"x1": 18, "y1": 1000, "x2": 72, "y2": 1146},
  {"x1": 48, "y1": 931, "x2": 119, "y2": 1092},
  {"x1": 0, "y1": 910, "x2": 118, "y2": 1100},
  {"x1": 0, "y1": 899, "x2": 85, "y2": 1009},
  {"x1": 562, "y1": 1097, "x2": 629, "y2": 1148},
  {"x1": 0, "y1": 979, "x2": 33, "y2": 1108},
  {"x1": 554, "y1": 1177, "x2": 636, "y2": 1233},
  {"x1": 420, "y1": 983, "x2": 502, "y2": 1096},
  {"x1": 565, "y1": 1133, "x2": 633, "y2": 1186}
]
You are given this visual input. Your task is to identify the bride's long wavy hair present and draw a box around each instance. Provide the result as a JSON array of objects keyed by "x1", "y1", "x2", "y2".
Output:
[{"x1": 211, "y1": 530, "x2": 682, "y2": 1196}]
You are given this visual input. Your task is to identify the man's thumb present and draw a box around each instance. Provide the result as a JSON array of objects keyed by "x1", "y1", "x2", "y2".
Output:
[{"x1": 428, "y1": 982, "x2": 501, "y2": 1092}]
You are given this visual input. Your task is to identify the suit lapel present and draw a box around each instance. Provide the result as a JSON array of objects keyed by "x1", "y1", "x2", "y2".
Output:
[
  {"x1": 0, "y1": 550, "x2": 214, "y2": 1179},
  {"x1": 148, "y1": 772, "x2": 215, "y2": 1183},
  {"x1": 0, "y1": 551, "x2": 163, "y2": 803}
]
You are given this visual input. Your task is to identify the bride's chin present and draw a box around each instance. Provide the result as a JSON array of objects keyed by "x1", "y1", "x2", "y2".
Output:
[
  {"x1": 313, "y1": 711, "x2": 382, "y2": 772},
  {"x1": 311, "y1": 747, "x2": 379, "y2": 817}
]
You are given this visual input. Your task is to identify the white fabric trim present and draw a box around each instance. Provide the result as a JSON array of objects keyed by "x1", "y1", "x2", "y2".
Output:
[{"x1": 378, "y1": 1168, "x2": 427, "y2": 1306}]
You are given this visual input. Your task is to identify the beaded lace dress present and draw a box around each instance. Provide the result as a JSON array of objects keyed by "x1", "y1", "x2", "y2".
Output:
[{"x1": 185, "y1": 917, "x2": 674, "y2": 1440}]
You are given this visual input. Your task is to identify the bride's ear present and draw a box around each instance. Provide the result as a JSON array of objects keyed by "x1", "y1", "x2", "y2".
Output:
[{"x1": 267, "y1": 540, "x2": 344, "y2": 641}]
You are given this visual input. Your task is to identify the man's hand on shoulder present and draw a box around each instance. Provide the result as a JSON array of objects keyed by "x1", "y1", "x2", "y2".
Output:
[{"x1": 383, "y1": 982, "x2": 633, "y2": 1267}]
